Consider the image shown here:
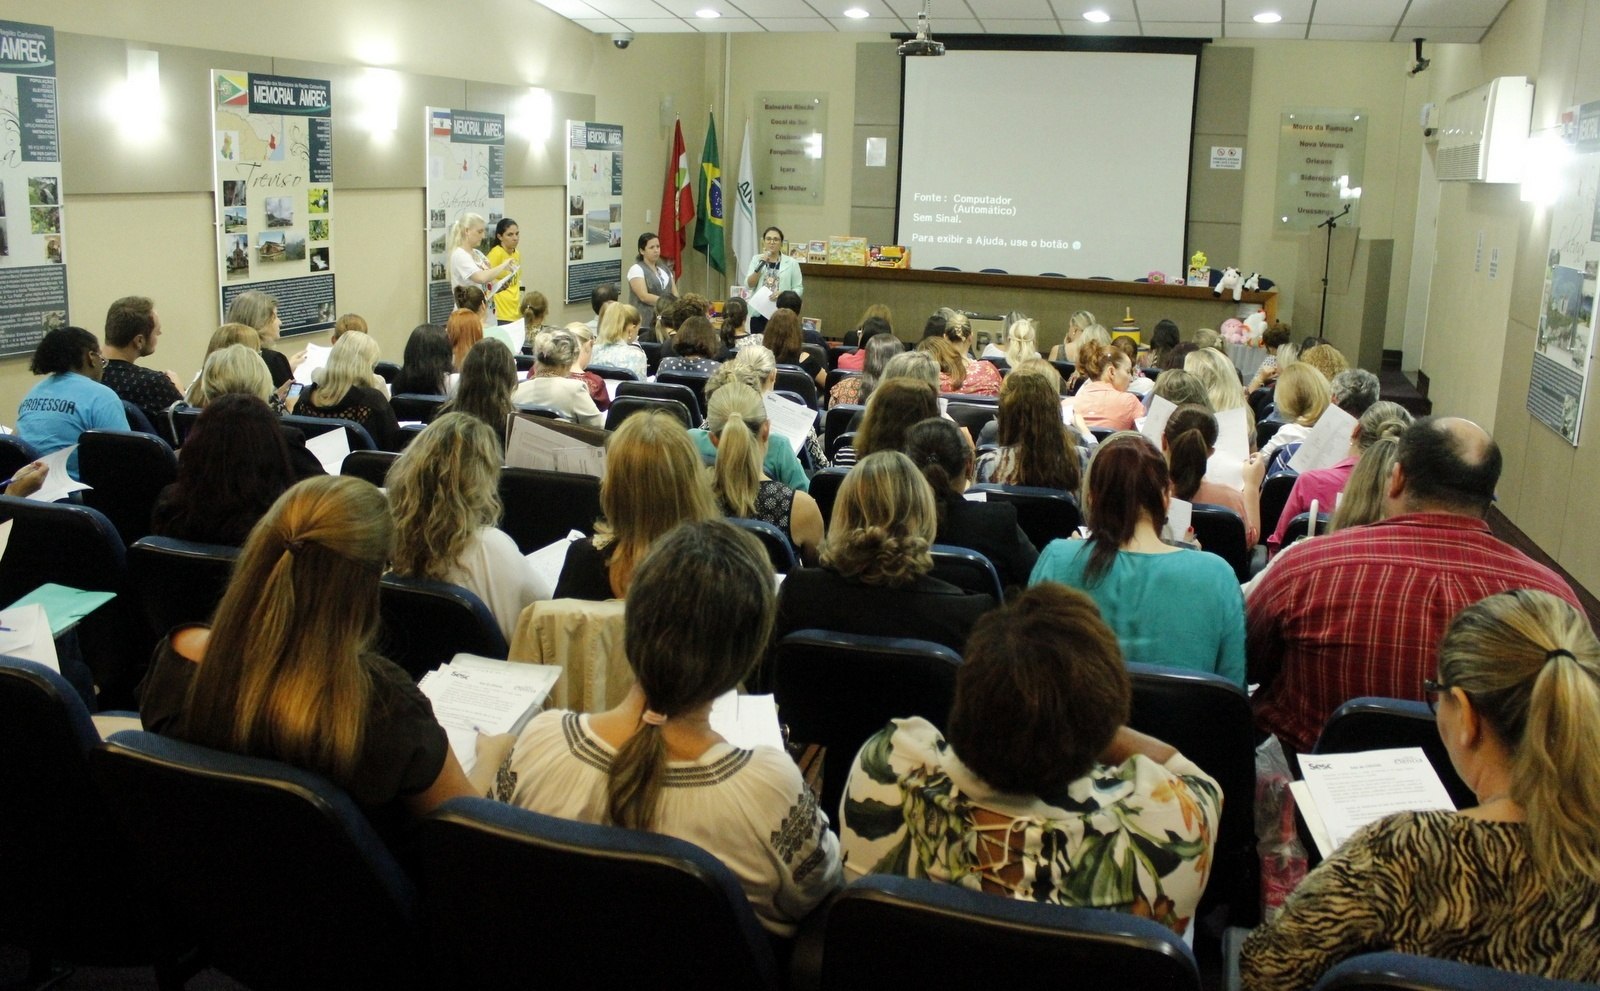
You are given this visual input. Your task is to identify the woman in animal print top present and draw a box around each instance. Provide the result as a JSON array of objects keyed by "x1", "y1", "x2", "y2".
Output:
[{"x1": 1240, "y1": 589, "x2": 1600, "y2": 988}]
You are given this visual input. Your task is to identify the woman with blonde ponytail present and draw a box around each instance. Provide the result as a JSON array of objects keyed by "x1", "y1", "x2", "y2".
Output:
[
  {"x1": 706, "y1": 382, "x2": 824, "y2": 565},
  {"x1": 138, "y1": 476, "x2": 473, "y2": 836},
  {"x1": 774, "y1": 451, "x2": 995, "y2": 651},
  {"x1": 1242, "y1": 588, "x2": 1600, "y2": 988},
  {"x1": 502, "y1": 520, "x2": 842, "y2": 935}
]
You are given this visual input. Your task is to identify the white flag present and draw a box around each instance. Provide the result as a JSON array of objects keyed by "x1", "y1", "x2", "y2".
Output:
[{"x1": 731, "y1": 119, "x2": 758, "y2": 280}]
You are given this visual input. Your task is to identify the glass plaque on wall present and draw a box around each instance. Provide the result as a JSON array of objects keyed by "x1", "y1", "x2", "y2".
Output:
[
  {"x1": 1274, "y1": 109, "x2": 1367, "y2": 232},
  {"x1": 755, "y1": 92, "x2": 826, "y2": 206}
]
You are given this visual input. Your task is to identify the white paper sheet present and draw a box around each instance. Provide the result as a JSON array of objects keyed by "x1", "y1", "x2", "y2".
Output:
[
  {"x1": 1296, "y1": 748, "x2": 1456, "y2": 853},
  {"x1": 1214, "y1": 406, "x2": 1250, "y2": 461},
  {"x1": 1205, "y1": 451, "x2": 1246, "y2": 492},
  {"x1": 1140, "y1": 395, "x2": 1177, "y2": 445},
  {"x1": 962, "y1": 490, "x2": 988, "y2": 503},
  {"x1": 1289, "y1": 404, "x2": 1359, "y2": 473},
  {"x1": 28, "y1": 446, "x2": 91, "y2": 502},
  {"x1": 763, "y1": 392, "x2": 816, "y2": 461},
  {"x1": 604, "y1": 378, "x2": 624, "y2": 401},
  {"x1": 524, "y1": 530, "x2": 585, "y2": 599},
  {"x1": 1160, "y1": 496, "x2": 1192, "y2": 543},
  {"x1": 0, "y1": 603, "x2": 58, "y2": 671},
  {"x1": 709, "y1": 692, "x2": 785, "y2": 751},
  {"x1": 293, "y1": 343, "x2": 334, "y2": 386},
  {"x1": 505, "y1": 416, "x2": 603, "y2": 475},
  {"x1": 1059, "y1": 396, "x2": 1075, "y2": 424},
  {"x1": 418, "y1": 655, "x2": 561, "y2": 737},
  {"x1": 747, "y1": 286, "x2": 778, "y2": 319},
  {"x1": 304, "y1": 428, "x2": 350, "y2": 476}
]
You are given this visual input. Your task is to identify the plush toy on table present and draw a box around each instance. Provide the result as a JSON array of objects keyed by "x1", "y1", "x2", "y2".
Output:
[
  {"x1": 1146, "y1": 270, "x2": 1168, "y2": 285},
  {"x1": 1186, "y1": 251, "x2": 1209, "y2": 287},
  {"x1": 1214, "y1": 266, "x2": 1245, "y2": 301},
  {"x1": 1243, "y1": 310, "x2": 1268, "y2": 341},
  {"x1": 1243, "y1": 272, "x2": 1261, "y2": 292}
]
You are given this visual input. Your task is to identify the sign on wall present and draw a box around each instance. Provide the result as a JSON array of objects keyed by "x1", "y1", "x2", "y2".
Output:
[
  {"x1": 0, "y1": 20, "x2": 68, "y2": 357},
  {"x1": 425, "y1": 108, "x2": 506, "y2": 324},
  {"x1": 564, "y1": 120, "x2": 623, "y2": 305},
  {"x1": 755, "y1": 93, "x2": 826, "y2": 207},
  {"x1": 1274, "y1": 109, "x2": 1366, "y2": 232},
  {"x1": 211, "y1": 71, "x2": 335, "y2": 335},
  {"x1": 1527, "y1": 100, "x2": 1600, "y2": 446}
]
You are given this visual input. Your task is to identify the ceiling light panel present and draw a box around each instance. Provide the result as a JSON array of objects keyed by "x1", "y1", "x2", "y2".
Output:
[{"x1": 1223, "y1": 0, "x2": 1310, "y2": 22}]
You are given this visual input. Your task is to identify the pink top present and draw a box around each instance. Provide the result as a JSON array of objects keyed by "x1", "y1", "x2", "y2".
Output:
[
  {"x1": 1267, "y1": 456, "x2": 1356, "y2": 550},
  {"x1": 836, "y1": 349, "x2": 866, "y2": 371},
  {"x1": 1073, "y1": 381, "x2": 1145, "y2": 431},
  {"x1": 1195, "y1": 480, "x2": 1258, "y2": 548}
]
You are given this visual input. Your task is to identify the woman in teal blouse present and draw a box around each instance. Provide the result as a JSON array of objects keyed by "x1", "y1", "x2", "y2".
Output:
[{"x1": 1028, "y1": 432, "x2": 1245, "y2": 686}]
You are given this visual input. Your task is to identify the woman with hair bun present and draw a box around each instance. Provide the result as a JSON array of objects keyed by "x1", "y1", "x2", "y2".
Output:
[
  {"x1": 904, "y1": 416, "x2": 1037, "y2": 589},
  {"x1": 1162, "y1": 403, "x2": 1263, "y2": 549},
  {"x1": 1029, "y1": 433, "x2": 1245, "y2": 686},
  {"x1": 512, "y1": 328, "x2": 602, "y2": 427},
  {"x1": 1073, "y1": 342, "x2": 1144, "y2": 432},
  {"x1": 1242, "y1": 588, "x2": 1600, "y2": 988},
  {"x1": 1267, "y1": 400, "x2": 1413, "y2": 551},
  {"x1": 774, "y1": 451, "x2": 995, "y2": 652},
  {"x1": 501, "y1": 519, "x2": 841, "y2": 935},
  {"x1": 705, "y1": 382, "x2": 824, "y2": 565}
]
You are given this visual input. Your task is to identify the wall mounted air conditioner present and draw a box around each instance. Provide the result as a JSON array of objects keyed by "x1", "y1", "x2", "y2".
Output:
[{"x1": 1437, "y1": 76, "x2": 1533, "y2": 182}]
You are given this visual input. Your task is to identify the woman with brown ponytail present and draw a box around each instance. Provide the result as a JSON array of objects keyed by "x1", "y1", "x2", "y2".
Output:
[
  {"x1": 501, "y1": 520, "x2": 842, "y2": 936},
  {"x1": 1162, "y1": 403, "x2": 1263, "y2": 549},
  {"x1": 1242, "y1": 588, "x2": 1600, "y2": 987}
]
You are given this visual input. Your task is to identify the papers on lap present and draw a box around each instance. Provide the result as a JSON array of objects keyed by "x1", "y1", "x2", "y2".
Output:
[
  {"x1": 304, "y1": 427, "x2": 350, "y2": 476},
  {"x1": 525, "y1": 530, "x2": 585, "y2": 600},
  {"x1": 29, "y1": 446, "x2": 91, "y2": 502},
  {"x1": 419, "y1": 653, "x2": 562, "y2": 773},
  {"x1": 763, "y1": 392, "x2": 817, "y2": 461},
  {"x1": 1292, "y1": 747, "x2": 1456, "y2": 857},
  {"x1": 0, "y1": 603, "x2": 58, "y2": 671},
  {"x1": 7, "y1": 583, "x2": 116, "y2": 637},
  {"x1": 708, "y1": 691, "x2": 785, "y2": 751},
  {"x1": 505, "y1": 415, "x2": 605, "y2": 477},
  {"x1": 1289, "y1": 404, "x2": 1358, "y2": 473}
]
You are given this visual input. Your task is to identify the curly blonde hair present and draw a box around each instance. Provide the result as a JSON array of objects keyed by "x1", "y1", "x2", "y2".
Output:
[
  {"x1": 387, "y1": 414, "x2": 503, "y2": 582},
  {"x1": 821, "y1": 451, "x2": 936, "y2": 587}
]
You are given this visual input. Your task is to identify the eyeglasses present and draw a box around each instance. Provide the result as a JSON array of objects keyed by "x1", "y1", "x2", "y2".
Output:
[
  {"x1": 763, "y1": 235, "x2": 783, "y2": 243},
  {"x1": 1422, "y1": 678, "x2": 1450, "y2": 713},
  {"x1": 88, "y1": 351, "x2": 107, "y2": 367}
]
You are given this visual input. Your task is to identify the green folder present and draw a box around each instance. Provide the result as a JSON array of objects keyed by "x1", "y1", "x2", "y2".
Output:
[{"x1": 6, "y1": 583, "x2": 116, "y2": 637}]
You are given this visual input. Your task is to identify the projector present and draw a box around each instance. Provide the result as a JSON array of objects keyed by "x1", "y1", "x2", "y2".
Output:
[{"x1": 899, "y1": 5, "x2": 945, "y2": 57}]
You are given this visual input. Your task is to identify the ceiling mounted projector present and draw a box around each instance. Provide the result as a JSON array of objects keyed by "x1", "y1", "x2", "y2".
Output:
[{"x1": 899, "y1": 2, "x2": 945, "y2": 57}]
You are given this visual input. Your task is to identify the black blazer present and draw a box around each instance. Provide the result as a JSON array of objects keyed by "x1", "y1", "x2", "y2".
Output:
[
  {"x1": 261, "y1": 347, "x2": 293, "y2": 389},
  {"x1": 773, "y1": 567, "x2": 996, "y2": 654},
  {"x1": 936, "y1": 491, "x2": 1039, "y2": 590}
]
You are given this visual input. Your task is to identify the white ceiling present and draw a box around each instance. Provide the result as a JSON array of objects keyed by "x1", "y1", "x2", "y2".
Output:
[{"x1": 536, "y1": 0, "x2": 1510, "y2": 43}]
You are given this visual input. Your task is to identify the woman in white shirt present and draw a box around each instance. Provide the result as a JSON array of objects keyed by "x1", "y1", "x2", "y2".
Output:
[
  {"x1": 1259, "y1": 361, "x2": 1332, "y2": 460},
  {"x1": 498, "y1": 519, "x2": 843, "y2": 936},
  {"x1": 626, "y1": 232, "x2": 675, "y2": 334},
  {"x1": 386, "y1": 413, "x2": 542, "y2": 640},
  {"x1": 513, "y1": 327, "x2": 603, "y2": 427},
  {"x1": 745, "y1": 226, "x2": 803, "y2": 298},
  {"x1": 449, "y1": 212, "x2": 517, "y2": 328}
]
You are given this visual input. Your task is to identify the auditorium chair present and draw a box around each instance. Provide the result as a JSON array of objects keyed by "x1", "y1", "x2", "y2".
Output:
[
  {"x1": 78, "y1": 428, "x2": 178, "y2": 546},
  {"x1": 340, "y1": 449, "x2": 399, "y2": 488},
  {"x1": 654, "y1": 370, "x2": 711, "y2": 418},
  {"x1": 1040, "y1": 272, "x2": 1068, "y2": 278},
  {"x1": 639, "y1": 341, "x2": 664, "y2": 376},
  {"x1": 1259, "y1": 469, "x2": 1299, "y2": 538},
  {"x1": 164, "y1": 406, "x2": 202, "y2": 447},
  {"x1": 377, "y1": 574, "x2": 508, "y2": 679},
  {"x1": 769, "y1": 630, "x2": 961, "y2": 827},
  {"x1": 120, "y1": 400, "x2": 163, "y2": 440},
  {"x1": 389, "y1": 393, "x2": 447, "y2": 422},
  {"x1": 617, "y1": 380, "x2": 702, "y2": 425},
  {"x1": 514, "y1": 353, "x2": 535, "y2": 374},
  {"x1": 419, "y1": 798, "x2": 781, "y2": 990},
  {"x1": 0, "y1": 434, "x2": 41, "y2": 480},
  {"x1": 587, "y1": 364, "x2": 640, "y2": 383},
  {"x1": 126, "y1": 536, "x2": 239, "y2": 635},
  {"x1": 806, "y1": 467, "x2": 852, "y2": 526},
  {"x1": 1050, "y1": 359, "x2": 1075, "y2": 382},
  {"x1": 823, "y1": 368, "x2": 858, "y2": 398},
  {"x1": 929, "y1": 544, "x2": 1005, "y2": 602},
  {"x1": 93, "y1": 730, "x2": 426, "y2": 991},
  {"x1": 968, "y1": 484, "x2": 1082, "y2": 548},
  {"x1": 802, "y1": 342, "x2": 829, "y2": 372},
  {"x1": 497, "y1": 467, "x2": 601, "y2": 553},
  {"x1": 978, "y1": 355, "x2": 1009, "y2": 372},
  {"x1": 828, "y1": 432, "x2": 857, "y2": 461},
  {"x1": 605, "y1": 394, "x2": 692, "y2": 431},
  {"x1": 1189, "y1": 502, "x2": 1254, "y2": 581},
  {"x1": 932, "y1": 266, "x2": 961, "y2": 272},
  {"x1": 279, "y1": 413, "x2": 378, "y2": 452},
  {"x1": 1125, "y1": 662, "x2": 1258, "y2": 929},
  {"x1": 1282, "y1": 510, "x2": 1332, "y2": 544},
  {"x1": 813, "y1": 875, "x2": 1200, "y2": 990},
  {"x1": 774, "y1": 366, "x2": 821, "y2": 410},
  {"x1": 1257, "y1": 417, "x2": 1288, "y2": 450},
  {"x1": 1312, "y1": 952, "x2": 1594, "y2": 990},
  {"x1": 1313, "y1": 698, "x2": 1474, "y2": 810},
  {"x1": 513, "y1": 403, "x2": 570, "y2": 421},
  {"x1": 726, "y1": 517, "x2": 800, "y2": 573},
  {"x1": 823, "y1": 404, "x2": 864, "y2": 452},
  {"x1": 945, "y1": 400, "x2": 999, "y2": 441}
]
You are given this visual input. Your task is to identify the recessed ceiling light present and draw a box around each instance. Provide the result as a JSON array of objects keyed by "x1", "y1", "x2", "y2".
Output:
[
  {"x1": 843, "y1": 7, "x2": 869, "y2": 18},
  {"x1": 1253, "y1": 11, "x2": 1282, "y2": 23},
  {"x1": 696, "y1": 8, "x2": 720, "y2": 18},
  {"x1": 1083, "y1": 9, "x2": 1111, "y2": 23}
]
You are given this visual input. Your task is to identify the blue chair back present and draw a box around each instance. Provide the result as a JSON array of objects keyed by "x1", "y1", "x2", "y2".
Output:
[
  {"x1": 930, "y1": 544, "x2": 1005, "y2": 602},
  {"x1": 654, "y1": 370, "x2": 711, "y2": 418},
  {"x1": 119, "y1": 400, "x2": 162, "y2": 438},
  {"x1": 513, "y1": 403, "x2": 571, "y2": 421},
  {"x1": 341, "y1": 449, "x2": 399, "y2": 487},
  {"x1": 1314, "y1": 698, "x2": 1475, "y2": 810},
  {"x1": 1313, "y1": 951, "x2": 1596, "y2": 990},
  {"x1": 419, "y1": 798, "x2": 781, "y2": 989},
  {"x1": 617, "y1": 380, "x2": 702, "y2": 426},
  {"x1": 823, "y1": 404, "x2": 864, "y2": 451},
  {"x1": 945, "y1": 400, "x2": 999, "y2": 439},
  {"x1": 807, "y1": 466, "x2": 852, "y2": 529},
  {"x1": 126, "y1": 536, "x2": 240, "y2": 636},
  {"x1": 1284, "y1": 511, "x2": 1332, "y2": 543},
  {"x1": 605, "y1": 394, "x2": 691, "y2": 431},
  {"x1": 1259, "y1": 469, "x2": 1300, "y2": 538},
  {"x1": 819, "y1": 875, "x2": 1199, "y2": 989},
  {"x1": 279, "y1": 413, "x2": 377, "y2": 452},
  {"x1": 725, "y1": 517, "x2": 800, "y2": 573},
  {"x1": 78, "y1": 429, "x2": 178, "y2": 546},
  {"x1": 1189, "y1": 502, "x2": 1252, "y2": 581},
  {"x1": 164, "y1": 406, "x2": 202, "y2": 447},
  {"x1": 970, "y1": 484, "x2": 1083, "y2": 548},
  {"x1": 378, "y1": 574, "x2": 508, "y2": 679},
  {"x1": 774, "y1": 366, "x2": 820, "y2": 409},
  {"x1": 498, "y1": 466, "x2": 601, "y2": 553},
  {"x1": 389, "y1": 393, "x2": 446, "y2": 422},
  {"x1": 0, "y1": 435, "x2": 41, "y2": 479},
  {"x1": 587, "y1": 364, "x2": 639, "y2": 382},
  {"x1": 92, "y1": 730, "x2": 424, "y2": 990},
  {"x1": 638, "y1": 340, "x2": 664, "y2": 376},
  {"x1": 373, "y1": 360, "x2": 400, "y2": 384}
]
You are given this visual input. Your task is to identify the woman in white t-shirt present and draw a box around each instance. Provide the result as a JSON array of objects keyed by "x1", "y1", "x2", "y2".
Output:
[
  {"x1": 449, "y1": 212, "x2": 518, "y2": 328},
  {"x1": 497, "y1": 519, "x2": 842, "y2": 936},
  {"x1": 626, "y1": 232, "x2": 675, "y2": 334}
]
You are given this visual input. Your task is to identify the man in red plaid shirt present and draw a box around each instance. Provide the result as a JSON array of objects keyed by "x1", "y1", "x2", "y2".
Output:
[{"x1": 1247, "y1": 417, "x2": 1579, "y2": 752}]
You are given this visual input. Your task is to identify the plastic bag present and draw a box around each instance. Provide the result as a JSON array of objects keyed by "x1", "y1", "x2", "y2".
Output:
[{"x1": 1255, "y1": 734, "x2": 1307, "y2": 922}]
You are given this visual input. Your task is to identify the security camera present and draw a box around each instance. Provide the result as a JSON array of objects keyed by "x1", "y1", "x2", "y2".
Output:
[
  {"x1": 1408, "y1": 37, "x2": 1430, "y2": 76},
  {"x1": 612, "y1": 33, "x2": 633, "y2": 50}
]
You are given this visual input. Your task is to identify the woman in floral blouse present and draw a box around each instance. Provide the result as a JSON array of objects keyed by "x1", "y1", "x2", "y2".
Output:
[{"x1": 839, "y1": 582, "x2": 1221, "y2": 936}]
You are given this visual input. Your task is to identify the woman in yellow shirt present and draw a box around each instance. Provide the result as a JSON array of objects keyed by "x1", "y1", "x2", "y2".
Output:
[{"x1": 485, "y1": 218, "x2": 522, "y2": 324}]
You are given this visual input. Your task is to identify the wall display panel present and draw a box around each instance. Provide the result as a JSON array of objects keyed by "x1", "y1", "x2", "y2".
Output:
[
  {"x1": 564, "y1": 121, "x2": 623, "y2": 306},
  {"x1": 1527, "y1": 100, "x2": 1600, "y2": 446},
  {"x1": 212, "y1": 70, "x2": 335, "y2": 336},
  {"x1": 425, "y1": 107, "x2": 507, "y2": 325},
  {"x1": 0, "y1": 20, "x2": 69, "y2": 357},
  {"x1": 755, "y1": 93, "x2": 826, "y2": 207},
  {"x1": 898, "y1": 45, "x2": 1199, "y2": 280},
  {"x1": 1273, "y1": 109, "x2": 1366, "y2": 233}
]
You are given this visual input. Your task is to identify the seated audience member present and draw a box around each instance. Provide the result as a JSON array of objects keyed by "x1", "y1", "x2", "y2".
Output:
[
  {"x1": 939, "y1": 316, "x2": 1002, "y2": 396},
  {"x1": 1299, "y1": 342, "x2": 1349, "y2": 383},
  {"x1": 152, "y1": 394, "x2": 300, "y2": 546},
  {"x1": 705, "y1": 382, "x2": 824, "y2": 565},
  {"x1": 447, "y1": 289, "x2": 486, "y2": 371},
  {"x1": 1151, "y1": 369, "x2": 1212, "y2": 410},
  {"x1": 916, "y1": 335, "x2": 969, "y2": 395},
  {"x1": 1267, "y1": 401, "x2": 1412, "y2": 550},
  {"x1": 561, "y1": 321, "x2": 611, "y2": 412},
  {"x1": 589, "y1": 301, "x2": 647, "y2": 380},
  {"x1": 905, "y1": 417, "x2": 1037, "y2": 588},
  {"x1": 554, "y1": 412, "x2": 719, "y2": 600},
  {"x1": 853, "y1": 378, "x2": 939, "y2": 461},
  {"x1": 393, "y1": 324, "x2": 454, "y2": 397},
  {"x1": 763, "y1": 308, "x2": 824, "y2": 388},
  {"x1": 722, "y1": 298, "x2": 757, "y2": 354},
  {"x1": 139, "y1": 476, "x2": 474, "y2": 840},
  {"x1": 1047, "y1": 309, "x2": 1097, "y2": 362},
  {"x1": 1192, "y1": 327, "x2": 1222, "y2": 350},
  {"x1": 830, "y1": 332, "x2": 901, "y2": 410},
  {"x1": 1030, "y1": 433, "x2": 1245, "y2": 686},
  {"x1": 520, "y1": 291, "x2": 560, "y2": 348},
  {"x1": 1160, "y1": 341, "x2": 1200, "y2": 372},
  {"x1": 981, "y1": 317, "x2": 1039, "y2": 366},
  {"x1": 1259, "y1": 362, "x2": 1331, "y2": 458},
  {"x1": 1241, "y1": 588, "x2": 1600, "y2": 988},
  {"x1": 226, "y1": 289, "x2": 303, "y2": 388},
  {"x1": 880, "y1": 350, "x2": 940, "y2": 390},
  {"x1": 693, "y1": 356, "x2": 809, "y2": 493},
  {"x1": 837, "y1": 313, "x2": 895, "y2": 371},
  {"x1": 500, "y1": 520, "x2": 842, "y2": 935},
  {"x1": 1245, "y1": 324, "x2": 1297, "y2": 393},
  {"x1": 331, "y1": 313, "x2": 367, "y2": 342},
  {"x1": 1164, "y1": 404, "x2": 1263, "y2": 549},
  {"x1": 512, "y1": 328, "x2": 603, "y2": 428},
  {"x1": 1062, "y1": 324, "x2": 1111, "y2": 391},
  {"x1": 297, "y1": 331, "x2": 401, "y2": 450},
  {"x1": 188, "y1": 344, "x2": 323, "y2": 476},
  {"x1": 919, "y1": 312, "x2": 948, "y2": 342},
  {"x1": 1069, "y1": 343, "x2": 1144, "y2": 432},
  {"x1": 773, "y1": 451, "x2": 995, "y2": 652},
  {"x1": 1184, "y1": 345, "x2": 1255, "y2": 443},
  {"x1": 656, "y1": 315, "x2": 722, "y2": 376},
  {"x1": 436, "y1": 339, "x2": 517, "y2": 446},
  {"x1": 17, "y1": 326, "x2": 128, "y2": 479},
  {"x1": 1146, "y1": 319, "x2": 1181, "y2": 370},
  {"x1": 841, "y1": 304, "x2": 893, "y2": 349},
  {"x1": 840, "y1": 582, "x2": 1221, "y2": 936},
  {"x1": 1112, "y1": 336, "x2": 1153, "y2": 396},
  {"x1": 185, "y1": 323, "x2": 262, "y2": 400},
  {"x1": 1247, "y1": 417, "x2": 1580, "y2": 752},
  {"x1": 976, "y1": 373, "x2": 1084, "y2": 491},
  {"x1": 586, "y1": 283, "x2": 620, "y2": 333},
  {"x1": 100, "y1": 295, "x2": 183, "y2": 418},
  {"x1": 388, "y1": 414, "x2": 538, "y2": 642},
  {"x1": 1329, "y1": 367, "x2": 1380, "y2": 417}
]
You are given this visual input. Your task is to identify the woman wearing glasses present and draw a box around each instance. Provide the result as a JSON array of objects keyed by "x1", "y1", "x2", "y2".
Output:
[
  {"x1": 744, "y1": 226, "x2": 803, "y2": 297},
  {"x1": 16, "y1": 326, "x2": 128, "y2": 480},
  {"x1": 1240, "y1": 588, "x2": 1600, "y2": 987}
]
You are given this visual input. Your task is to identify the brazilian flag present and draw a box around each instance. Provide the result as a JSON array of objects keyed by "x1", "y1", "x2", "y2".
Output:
[{"x1": 694, "y1": 112, "x2": 726, "y2": 274}]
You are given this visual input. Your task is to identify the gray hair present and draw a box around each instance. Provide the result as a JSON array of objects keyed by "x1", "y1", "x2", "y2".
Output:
[
  {"x1": 883, "y1": 350, "x2": 939, "y2": 388},
  {"x1": 535, "y1": 328, "x2": 580, "y2": 369},
  {"x1": 1331, "y1": 368, "x2": 1381, "y2": 416}
]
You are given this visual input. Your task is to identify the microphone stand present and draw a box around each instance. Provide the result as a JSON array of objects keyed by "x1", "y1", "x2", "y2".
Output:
[{"x1": 1317, "y1": 204, "x2": 1352, "y2": 340}]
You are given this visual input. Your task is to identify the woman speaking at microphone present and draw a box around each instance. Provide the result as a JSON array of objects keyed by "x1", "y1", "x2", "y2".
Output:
[{"x1": 744, "y1": 226, "x2": 803, "y2": 297}]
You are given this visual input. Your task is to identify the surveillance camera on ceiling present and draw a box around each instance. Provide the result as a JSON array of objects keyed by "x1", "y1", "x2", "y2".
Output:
[
  {"x1": 898, "y1": 3, "x2": 945, "y2": 57},
  {"x1": 612, "y1": 32, "x2": 633, "y2": 50},
  {"x1": 1408, "y1": 37, "x2": 1430, "y2": 76}
]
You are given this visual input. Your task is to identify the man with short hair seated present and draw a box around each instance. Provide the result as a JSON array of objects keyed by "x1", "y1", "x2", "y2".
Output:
[
  {"x1": 1247, "y1": 416, "x2": 1579, "y2": 752},
  {"x1": 100, "y1": 295, "x2": 184, "y2": 418}
]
